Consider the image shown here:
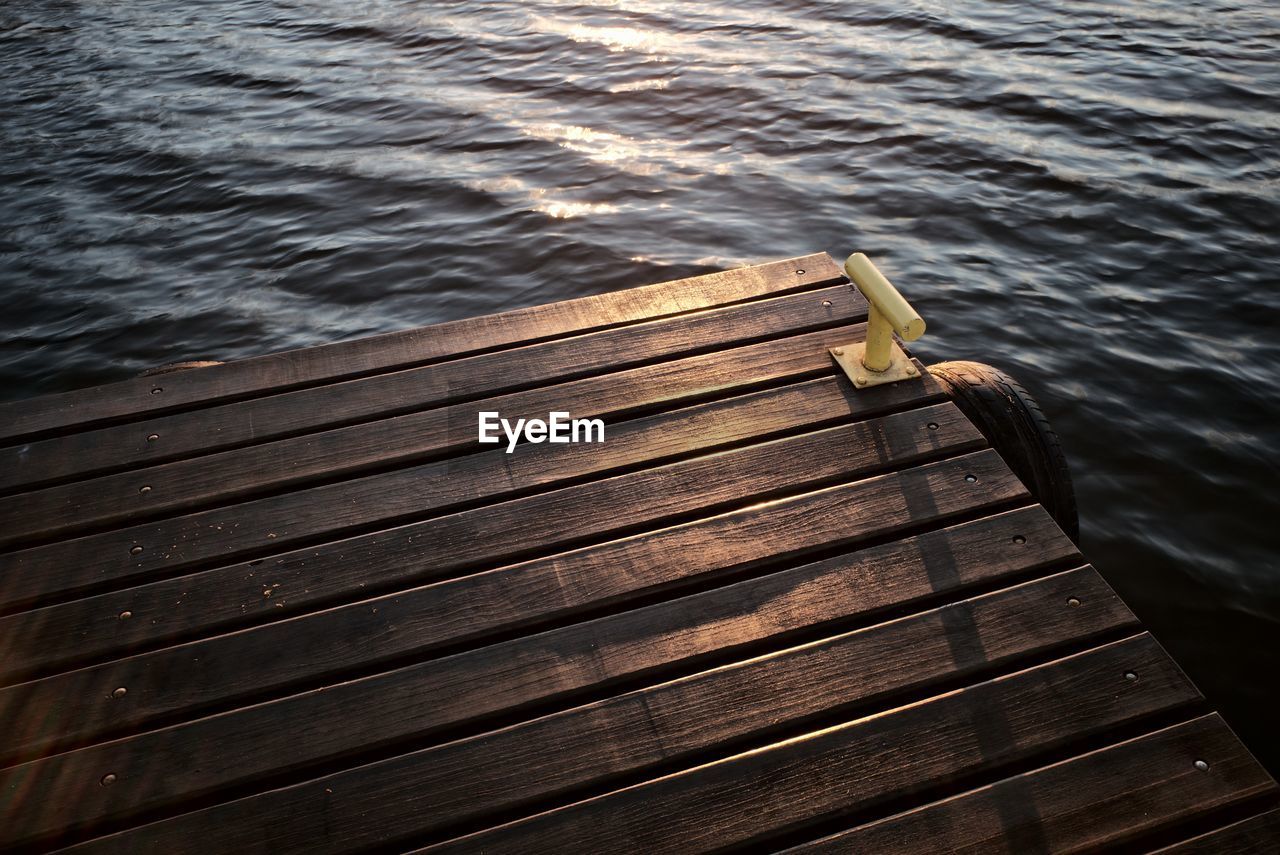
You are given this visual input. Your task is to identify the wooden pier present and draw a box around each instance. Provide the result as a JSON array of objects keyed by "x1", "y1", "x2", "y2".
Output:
[{"x1": 0, "y1": 253, "x2": 1275, "y2": 852}]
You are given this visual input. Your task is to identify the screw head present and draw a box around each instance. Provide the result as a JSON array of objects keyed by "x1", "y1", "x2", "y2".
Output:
[
  {"x1": 1124, "y1": 671, "x2": 1137, "y2": 681},
  {"x1": 964, "y1": 474, "x2": 977, "y2": 483},
  {"x1": 112, "y1": 687, "x2": 127, "y2": 699},
  {"x1": 833, "y1": 349, "x2": 843, "y2": 356},
  {"x1": 906, "y1": 366, "x2": 918, "y2": 376},
  {"x1": 146, "y1": 434, "x2": 159, "y2": 442},
  {"x1": 855, "y1": 377, "x2": 867, "y2": 386},
  {"x1": 1194, "y1": 759, "x2": 1209, "y2": 771},
  {"x1": 129, "y1": 545, "x2": 143, "y2": 556},
  {"x1": 119, "y1": 610, "x2": 132, "y2": 620},
  {"x1": 101, "y1": 773, "x2": 117, "y2": 786},
  {"x1": 1012, "y1": 535, "x2": 1026, "y2": 544},
  {"x1": 139, "y1": 485, "x2": 152, "y2": 494},
  {"x1": 150, "y1": 387, "x2": 163, "y2": 395},
  {"x1": 821, "y1": 300, "x2": 831, "y2": 307},
  {"x1": 795, "y1": 269, "x2": 805, "y2": 275},
  {"x1": 1067, "y1": 597, "x2": 1081, "y2": 607}
]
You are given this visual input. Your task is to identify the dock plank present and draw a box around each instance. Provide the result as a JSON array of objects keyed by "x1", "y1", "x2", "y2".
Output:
[
  {"x1": 0, "y1": 446, "x2": 1014, "y2": 764},
  {"x1": 785, "y1": 715, "x2": 1278, "y2": 854},
  {"x1": 0, "y1": 484, "x2": 1059, "y2": 697},
  {"x1": 63, "y1": 568, "x2": 1134, "y2": 854},
  {"x1": 0, "y1": 374, "x2": 956, "y2": 682},
  {"x1": 0, "y1": 389, "x2": 968, "y2": 615},
  {"x1": 420, "y1": 637, "x2": 1198, "y2": 854},
  {"x1": 1151, "y1": 808, "x2": 1280, "y2": 853},
  {"x1": 0, "y1": 320, "x2": 866, "y2": 502},
  {"x1": 0, "y1": 457, "x2": 1024, "y2": 846},
  {"x1": 0, "y1": 282, "x2": 864, "y2": 502},
  {"x1": 0, "y1": 254, "x2": 843, "y2": 444},
  {"x1": 0, "y1": 370, "x2": 940, "y2": 601}
]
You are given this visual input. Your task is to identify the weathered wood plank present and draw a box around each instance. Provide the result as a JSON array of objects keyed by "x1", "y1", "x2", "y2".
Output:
[
  {"x1": 0, "y1": 368, "x2": 939, "y2": 620},
  {"x1": 0, "y1": 504, "x2": 1062, "y2": 770},
  {"x1": 0, "y1": 456, "x2": 1049, "y2": 702},
  {"x1": 420, "y1": 636, "x2": 1198, "y2": 854},
  {"x1": 0, "y1": 319, "x2": 866, "y2": 499},
  {"x1": 785, "y1": 715, "x2": 1278, "y2": 854},
  {"x1": 62, "y1": 568, "x2": 1135, "y2": 854},
  {"x1": 1151, "y1": 808, "x2": 1280, "y2": 853},
  {"x1": 0, "y1": 282, "x2": 864, "y2": 503},
  {"x1": 0, "y1": 254, "x2": 843, "y2": 444},
  {"x1": 0, "y1": 360, "x2": 921, "y2": 576},
  {"x1": 0, "y1": 455, "x2": 1028, "y2": 845},
  {"x1": 0, "y1": 444, "x2": 1014, "y2": 764},
  {"x1": 0, "y1": 374, "x2": 950, "y2": 682},
  {"x1": 0, "y1": 391, "x2": 972, "y2": 615}
]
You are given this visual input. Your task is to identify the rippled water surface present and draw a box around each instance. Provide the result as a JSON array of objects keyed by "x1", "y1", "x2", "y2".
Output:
[{"x1": 2, "y1": 1, "x2": 1278, "y2": 768}]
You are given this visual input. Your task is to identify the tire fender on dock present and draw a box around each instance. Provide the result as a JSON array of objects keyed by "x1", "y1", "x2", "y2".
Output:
[{"x1": 927, "y1": 360, "x2": 1079, "y2": 543}]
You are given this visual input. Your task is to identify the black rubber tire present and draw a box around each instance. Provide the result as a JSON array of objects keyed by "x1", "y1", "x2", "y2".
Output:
[
  {"x1": 138, "y1": 360, "x2": 223, "y2": 377},
  {"x1": 927, "y1": 360, "x2": 1079, "y2": 543}
]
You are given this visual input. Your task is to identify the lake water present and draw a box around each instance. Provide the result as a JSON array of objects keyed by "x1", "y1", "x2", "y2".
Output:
[{"x1": 2, "y1": 0, "x2": 1278, "y2": 771}]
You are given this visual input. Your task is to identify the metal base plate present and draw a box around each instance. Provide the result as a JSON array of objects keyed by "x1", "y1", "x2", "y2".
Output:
[{"x1": 830, "y1": 341, "x2": 919, "y2": 389}]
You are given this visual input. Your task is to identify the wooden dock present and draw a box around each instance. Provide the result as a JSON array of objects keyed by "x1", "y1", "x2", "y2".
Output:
[{"x1": 0, "y1": 253, "x2": 1275, "y2": 852}]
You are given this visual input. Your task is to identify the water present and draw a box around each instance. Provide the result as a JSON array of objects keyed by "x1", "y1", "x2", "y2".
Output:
[{"x1": 2, "y1": 0, "x2": 1277, "y2": 771}]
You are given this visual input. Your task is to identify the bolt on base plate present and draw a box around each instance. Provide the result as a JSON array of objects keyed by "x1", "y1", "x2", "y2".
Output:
[{"x1": 830, "y1": 341, "x2": 919, "y2": 389}]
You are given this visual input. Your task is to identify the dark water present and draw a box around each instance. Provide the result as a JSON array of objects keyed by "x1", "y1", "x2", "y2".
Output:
[{"x1": 2, "y1": 1, "x2": 1278, "y2": 770}]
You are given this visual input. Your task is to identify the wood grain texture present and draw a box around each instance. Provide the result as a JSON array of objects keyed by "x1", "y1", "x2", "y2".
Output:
[
  {"x1": 0, "y1": 389, "x2": 970, "y2": 615},
  {"x1": 0, "y1": 254, "x2": 843, "y2": 444},
  {"x1": 0, "y1": 453, "x2": 1049, "y2": 701},
  {"x1": 785, "y1": 715, "x2": 1278, "y2": 854},
  {"x1": 0, "y1": 282, "x2": 865, "y2": 503},
  {"x1": 1151, "y1": 807, "x2": 1280, "y2": 853},
  {"x1": 0, "y1": 445, "x2": 1016, "y2": 766},
  {"x1": 0, "y1": 374, "x2": 949, "y2": 683},
  {"x1": 0, "y1": 370, "x2": 943, "y2": 641},
  {"x1": 64, "y1": 567, "x2": 1135, "y2": 854},
  {"x1": 0, "y1": 455, "x2": 1027, "y2": 846},
  {"x1": 420, "y1": 636, "x2": 1199, "y2": 854},
  {"x1": 0, "y1": 320, "x2": 866, "y2": 512}
]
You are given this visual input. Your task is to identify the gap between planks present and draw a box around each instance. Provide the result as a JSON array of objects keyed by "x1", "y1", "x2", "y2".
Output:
[
  {"x1": 0, "y1": 254, "x2": 845, "y2": 446},
  {"x1": 0, "y1": 446, "x2": 1027, "y2": 766},
  {"x1": 411, "y1": 636, "x2": 1203, "y2": 854},
  {"x1": 0, "y1": 383, "x2": 964, "y2": 615},
  {"x1": 781, "y1": 715, "x2": 1278, "y2": 854},
  {"x1": 0, "y1": 281, "x2": 867, "y2": 497},
  {"x1": 0, "y1": 336, "x2": 914, "y2": 556},
  {"x1": 59, "y1": 566, "x2": 1129, "y2": 854},
  {"x1": 11, "y1": 568, "x2": 1141, "y2": 851}
]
